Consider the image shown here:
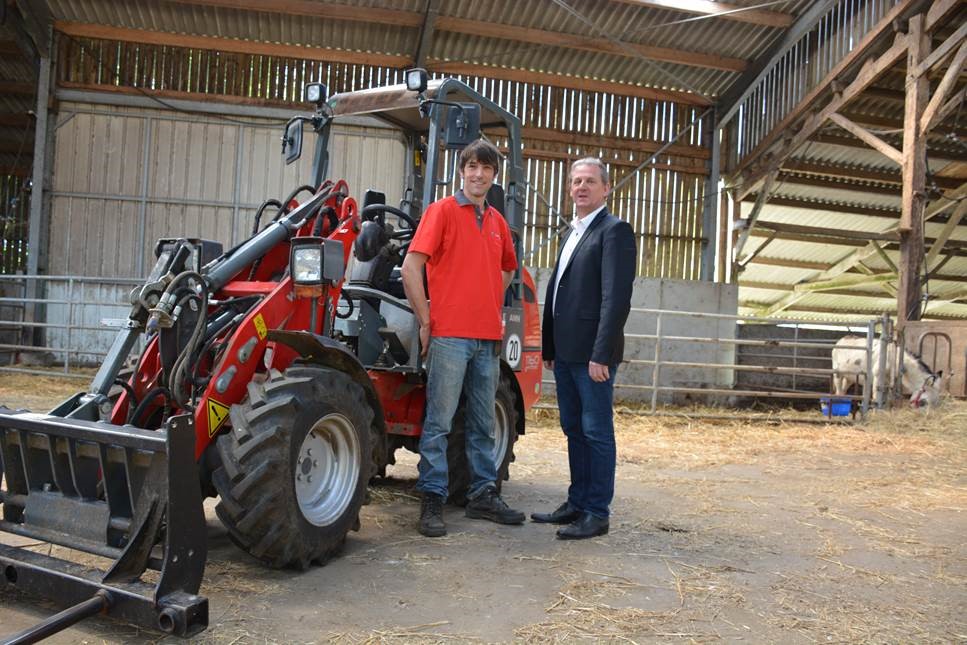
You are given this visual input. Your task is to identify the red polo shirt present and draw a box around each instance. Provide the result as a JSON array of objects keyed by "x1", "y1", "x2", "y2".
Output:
[{"x1": 409, "y1": 192, "x2": 517, "y2": 340}]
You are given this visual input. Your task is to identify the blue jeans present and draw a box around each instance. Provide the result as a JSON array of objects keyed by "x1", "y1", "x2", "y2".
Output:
[
  {"x1": 417, "y1": 337, "x2": 499, "y2": 499},
  {"x1": 553, "y1": 360, "x2": 617, "y2": 519}
]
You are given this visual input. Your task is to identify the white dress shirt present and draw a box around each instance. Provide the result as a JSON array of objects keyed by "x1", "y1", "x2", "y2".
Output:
[{"x1": 552, "y1": 205, "x2": 606, "y2": 315}]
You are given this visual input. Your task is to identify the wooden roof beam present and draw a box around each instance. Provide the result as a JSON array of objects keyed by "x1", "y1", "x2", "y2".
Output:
[
  {"x1": 506, "y1": 126, "x2": 710, "y2": 160},
  {"x1": 0, "y1": 81, "x2": 35, "y2": 96},
  {"x1": 55, "y1": 21, "x2": 710, "y2": 106},
  {"x1": 756, "y1": 242, "x2": 883, "y2": 316},
  {"x1": 741, "y1": 194, "x2": 901, "y2": 220},
  {"x1": 807, "y1": 132, "x2": 967, "y2": 164},
  {"x1": 734, "y1": 27, "x2": 912, "y2": 200},
  {"x1": 0, "y1": 41, "x2": 23, "y2": 56},
  {"x1": 413, "y1": 0, "x2": 441, "y2": 67},
  {"x1": 747, "y1": 225, "x2": 967, "y2": 253},
  {"x1": 55, "y1": 21, "x2": 412, "y2": 68},
  {"x1": 741, "y1": 302, "x2": 967, "y2": 321},
  {"x1": 162, "y1": 0, "x2": 747, "y2": 73},
  {"x1": 744, "y1": 257, "x2": 967, "y2": 284},
  {"x1": 731, "y1": 0, "x2": 963, "y2": 199},
  {"x1": 776, "y1": 172, "x2": 901, "y2": 197},
  {"x1": 612, "y1": 0, "x2": 793, "y2": 28},
  {"x1": 161, "y1": 0, "x2": 424, "y2": 27},
  {"x1": 0, "y1": 113, "x2": 34, "y2": 127},
  {"x1": 0, "y1": 142, "x2": 35, "y2": 154},
  {"x1": 783, "y1": 159, "x2": 962, "y2": 190},
  {"x1": 427, "y1": 61, "x2": 709, "y2": 105},
  {"x1": 434, "y1": 16, "x2": 747, "y2": 72}
]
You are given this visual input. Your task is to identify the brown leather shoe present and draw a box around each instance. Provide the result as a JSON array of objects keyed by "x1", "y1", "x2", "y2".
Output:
[
  {"x1": 530, "y1": 501, "x2": 581, "y2": 524},
  {"x1": 556, "y1": 512, "x2": 609, "y2": 540}
]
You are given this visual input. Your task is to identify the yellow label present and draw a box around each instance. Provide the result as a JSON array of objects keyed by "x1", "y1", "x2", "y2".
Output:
[
  {"x1": 253, "y1": 314, "x2": 268, "y2": 340},
  {"x1": 207, "y1": 399, "x2": 231, "y2": 437}
]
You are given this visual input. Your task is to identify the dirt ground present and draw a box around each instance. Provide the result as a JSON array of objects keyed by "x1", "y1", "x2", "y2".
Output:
[{"x1": 1, "y1": 371, "x2": 965, "y2": 644}]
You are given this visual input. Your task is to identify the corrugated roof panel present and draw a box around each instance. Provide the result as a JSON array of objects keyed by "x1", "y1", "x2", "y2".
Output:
[
  {"x1": 752, "y1": 203, "x2": 896, "y2": 233},
  {"x1": 739, "y1": 263, "x2": 817, "y2": 284},
  {"x1": 791, "y1": 142, "x2": 951, "y2": 174},
  {"x1": 42, "y1": 0, "x2": 816, "y2": 99},
  {"x1": 772, "y1": 183, "x2": 900, "y2": 212}
]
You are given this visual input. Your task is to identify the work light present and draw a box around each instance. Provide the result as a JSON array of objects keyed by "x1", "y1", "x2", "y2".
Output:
[
  {"x1": 304, "y1": 82, "x2": 328, "y2": 106},
  {"x1": 405, "y1": 68, "x2": 428, "y2": 93},
  {"x1": 289, "y1": 237, "x2": 345, "y2": 290}
]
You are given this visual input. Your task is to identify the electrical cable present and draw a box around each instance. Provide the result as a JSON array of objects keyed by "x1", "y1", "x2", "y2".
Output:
[{"x1": 128, "y1": 386, "x2": 172, "y2": 428}]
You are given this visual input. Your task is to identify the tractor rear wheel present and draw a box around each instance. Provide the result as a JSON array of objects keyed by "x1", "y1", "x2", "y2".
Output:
[
  {"x1": 213, "y1": 365, "x2": 372, "y2": 569},
  {"x1": 446, "y1": 373, "x2": 519, "y2": 506}
]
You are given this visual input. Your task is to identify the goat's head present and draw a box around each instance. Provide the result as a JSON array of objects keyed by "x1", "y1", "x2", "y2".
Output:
[{"x1": 909, "y1": 370, "x2": 945, "y2": 409}]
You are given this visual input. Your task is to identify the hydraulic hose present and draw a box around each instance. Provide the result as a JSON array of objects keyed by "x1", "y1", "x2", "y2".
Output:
[
  {"x1": 252, "y1": 199, "x2": 283, "y2": 236},
  {"x1": 112, "y1": 378, "x2": 137, "y2": 407},
  {"x1": 129, "y1": 386, "x2": 172, "y2": 427},
  {"x1": 169, "y1": 291, "x2": 208, "y2": 411},
  {"x1": 270, "y1": 184, "x2": 316, "y2": 223}
]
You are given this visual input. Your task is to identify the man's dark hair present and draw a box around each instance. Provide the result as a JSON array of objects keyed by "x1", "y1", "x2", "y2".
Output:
[{"x1": 459, "y1": 139, "x2": 500, "y2": 172}]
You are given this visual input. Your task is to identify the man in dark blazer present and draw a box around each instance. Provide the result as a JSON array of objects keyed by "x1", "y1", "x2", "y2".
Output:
[{"x1": 533, "y1": 157, "x2": 637, "y2": 539}]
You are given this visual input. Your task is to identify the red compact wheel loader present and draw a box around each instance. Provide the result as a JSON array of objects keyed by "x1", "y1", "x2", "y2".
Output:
[{"x1": 0, "y1": 69, "x2": 542, "y2": 640}]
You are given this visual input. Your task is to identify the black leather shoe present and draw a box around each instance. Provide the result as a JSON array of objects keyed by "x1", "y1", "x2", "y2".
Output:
[
  {"x1": 531, "y1": 501, "x2": 581, "y2": 524},
  {"x1": 556, "y1": 512, "x2": 609, "y2": 540}
]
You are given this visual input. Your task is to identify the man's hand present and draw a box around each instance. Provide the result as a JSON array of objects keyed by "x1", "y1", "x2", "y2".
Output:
[
  {"x1": 419, "y1": 324, "x2": 431, "y2": 357},
  {"x1": 543, "y1": 360, "x2": 554, "y2": 370},
  {"x1": 589, "y1": 361, "x2": 609, "y2": 383}
]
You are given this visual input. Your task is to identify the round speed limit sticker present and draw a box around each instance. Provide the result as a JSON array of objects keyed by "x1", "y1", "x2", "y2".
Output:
[{"x1": 505, "y1": 333, "x2": 521, "y2": 368}]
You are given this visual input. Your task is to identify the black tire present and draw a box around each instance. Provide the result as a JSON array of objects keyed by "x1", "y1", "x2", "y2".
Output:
[
  {"x1": 212, "y1": 365, "x2": 372, "y2": 569},
  {"x1": 446, "y1": 374, "x2": 520, "y2": 506}
]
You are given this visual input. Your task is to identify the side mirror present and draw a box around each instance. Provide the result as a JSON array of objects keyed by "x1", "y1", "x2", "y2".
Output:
[
  {"x1": 444, "y1": 103, "x2": 481, "y2": 149},
  {"x1": 282, "y1": 118, "x2": 304, "y2": 165}
]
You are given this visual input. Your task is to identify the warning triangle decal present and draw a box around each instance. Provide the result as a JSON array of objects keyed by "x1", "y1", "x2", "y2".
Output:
[{"x1": 207, "y1": 399, "x2": 231, "y2": 437}]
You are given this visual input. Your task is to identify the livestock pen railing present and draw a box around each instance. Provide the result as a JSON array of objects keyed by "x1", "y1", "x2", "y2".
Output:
[
  {"x1": 540, "y1": 305, "x2": 894, "y2": 418},
  {"x1": 0, "y1": 274, "x2": 142, "y2": 378},
  {"x1": 1, "y1": 275, "x2": 894, "y2": 418}
]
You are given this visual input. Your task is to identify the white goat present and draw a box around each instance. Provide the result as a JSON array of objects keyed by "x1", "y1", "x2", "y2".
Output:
[{"x1": 831, "y1": 336, "x2": 945, "y2": 408}]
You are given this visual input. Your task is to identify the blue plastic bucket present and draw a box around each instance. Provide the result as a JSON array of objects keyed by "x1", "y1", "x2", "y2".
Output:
[{"x1": 820, "y1": 397, "x2": 851, "y2": 416}]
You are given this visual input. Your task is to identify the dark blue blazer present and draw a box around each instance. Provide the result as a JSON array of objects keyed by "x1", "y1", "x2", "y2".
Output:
[{"x1": 542, "y1": 208, "x2": 637, "y2": 366}]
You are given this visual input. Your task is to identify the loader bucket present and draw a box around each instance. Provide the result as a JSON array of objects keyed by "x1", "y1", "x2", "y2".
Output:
[{"x1": 0, "y1": 408, "x2": 208, "y2": 638}]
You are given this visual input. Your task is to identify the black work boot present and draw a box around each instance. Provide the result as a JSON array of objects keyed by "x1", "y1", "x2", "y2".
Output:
[
  {"x1": 465, "y1": 488, "x2": 525, "y2": 525},
  {"x1": 419, "y1": 493, "x2": 447, "y2": 537}
]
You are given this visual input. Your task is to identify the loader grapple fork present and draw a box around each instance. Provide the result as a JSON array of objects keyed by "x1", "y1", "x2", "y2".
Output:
[{"x1": 0, "y1": 409, "x2": 208, "y2": 638}]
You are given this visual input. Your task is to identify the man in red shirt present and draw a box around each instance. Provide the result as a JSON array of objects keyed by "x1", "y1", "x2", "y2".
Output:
[{"x1": 401, "y1": 139, "x2": 525, "y2": 537}]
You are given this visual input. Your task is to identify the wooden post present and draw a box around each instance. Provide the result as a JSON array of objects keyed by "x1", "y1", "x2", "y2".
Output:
[
  {"x1": 897, "y1": 14, "x2": 929, "y2": 327},
  {"x1": 730, "y1": 193, "x2": 742, "y2": 283}
]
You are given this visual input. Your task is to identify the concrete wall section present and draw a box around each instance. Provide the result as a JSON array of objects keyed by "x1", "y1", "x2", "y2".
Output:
[{"x1": 734, "y1": 325, "x2": 842, "y2": 402}]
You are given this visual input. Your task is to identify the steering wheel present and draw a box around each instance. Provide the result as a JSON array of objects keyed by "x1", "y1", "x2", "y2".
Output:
[{"x1": 360, "y1": 204, "x2": 417, "y2": 229}]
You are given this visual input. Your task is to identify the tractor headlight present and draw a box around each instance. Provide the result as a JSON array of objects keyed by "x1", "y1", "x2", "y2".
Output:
[
  {"x1": 291, "y1": 238, "x2": 324, "y2": 285},
  {"x1": 405, "y1": 68, "x2": 428, "y2": 93},
  {"x1": 290, "y1": 237, "x2": 346, "y2": 289}
]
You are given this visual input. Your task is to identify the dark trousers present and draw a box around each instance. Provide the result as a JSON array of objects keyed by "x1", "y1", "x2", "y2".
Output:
[{"x1": 552, "y1": 360, "x2": 617, "y2": 519}]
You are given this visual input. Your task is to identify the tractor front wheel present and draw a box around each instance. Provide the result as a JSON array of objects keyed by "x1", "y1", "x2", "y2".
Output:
[{"x1": 213, "y1": 365, "x2": 372, "y2": 569}]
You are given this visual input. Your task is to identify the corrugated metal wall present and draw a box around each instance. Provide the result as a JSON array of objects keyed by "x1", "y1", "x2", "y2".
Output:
[
  {"x1": 57, "y1": 36, "x2": 712, "y2": 280},
  {"x1": 43, "y1": 102, "x2": 405, "y2": 356},
  {"x1": 48, "y1": 102, "x2": 406, "y2": 277}
]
